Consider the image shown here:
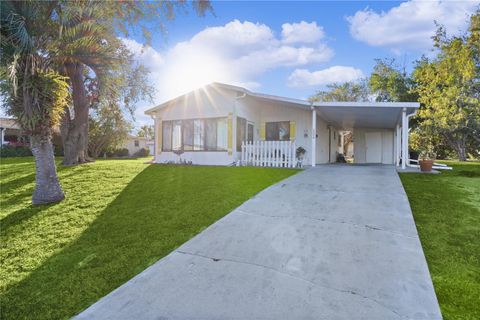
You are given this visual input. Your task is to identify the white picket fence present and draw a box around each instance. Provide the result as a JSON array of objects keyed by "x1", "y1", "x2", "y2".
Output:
[{"x1": 240, "y1": 140, "x2": 297, "y2": 168}]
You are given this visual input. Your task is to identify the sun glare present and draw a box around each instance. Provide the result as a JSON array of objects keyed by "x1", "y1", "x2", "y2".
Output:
[{"x1": 163, "y1": 50, "x2": 229, "y2": 98}]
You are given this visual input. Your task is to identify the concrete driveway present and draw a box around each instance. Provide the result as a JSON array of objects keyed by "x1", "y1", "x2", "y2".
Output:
[{"x1": 75, "y1": 165, "x2": 442, "y2": 320}]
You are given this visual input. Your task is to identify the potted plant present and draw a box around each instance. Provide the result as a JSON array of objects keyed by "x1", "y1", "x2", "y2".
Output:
[
  {"x1": 296, "y1": 146, "x2": 306, "y2": 167},
  {"x1": 418, "y1": 150, "x2": 435, "y2": 172}
]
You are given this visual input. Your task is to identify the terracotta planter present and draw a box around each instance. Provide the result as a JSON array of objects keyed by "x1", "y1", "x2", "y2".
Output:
[{"x1": 419, "y1": 159, "x2": 434, "y2": 172}]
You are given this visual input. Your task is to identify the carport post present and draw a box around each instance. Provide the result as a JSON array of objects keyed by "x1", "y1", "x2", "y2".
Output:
[
  {"x1": 401, "y1": 108, "x2": 408, "y2": 169},
  {"x1": 311, "y1": 107, "x2": 316, "y2": 167},
  {"x1": 396, "y1": 123, "x2": 401, "y2": 166}
]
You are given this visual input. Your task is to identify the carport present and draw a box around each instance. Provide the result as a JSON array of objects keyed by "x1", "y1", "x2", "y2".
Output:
[{"x1": 310, "y1": 102, "x2": 420, "y2": 168}]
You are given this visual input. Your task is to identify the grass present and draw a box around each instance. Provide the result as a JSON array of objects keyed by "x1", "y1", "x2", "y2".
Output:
[
  {"x1": 399, "y1": 161, "x2": 480, "y2": 320},
  {"x1": 0, "y1": 157, "x2": 298, "y2": 319}
]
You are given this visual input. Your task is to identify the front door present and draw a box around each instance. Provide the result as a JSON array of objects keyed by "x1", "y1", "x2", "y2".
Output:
[{"x1": 365, "y1": 132, "x2": 382, "y2": 163}]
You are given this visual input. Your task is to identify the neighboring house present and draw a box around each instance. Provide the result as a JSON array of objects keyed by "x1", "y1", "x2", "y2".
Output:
[
  {"x1": 145, "y1": 83, "x2": 418, "y2": 168},
  {"x1": 123, "y1": 135, "x2": 152, "y2": 155},
  {"x1": 0, "y1": 117, "x2": 28, "y2": 146},
  {"x1": 146, "y1": 139, "x2": 155, "y2": 155}
]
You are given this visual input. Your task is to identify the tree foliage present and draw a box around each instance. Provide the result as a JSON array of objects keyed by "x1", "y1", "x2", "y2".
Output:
[
  {"x1": 53, "y1": 0, "x2": 211, "y2": 165},
  {"x1": 413, "y1": 11, "x2": 480, "y2": 160},
  {"x1": 88, "y1": 104, "x2": 131, "y2": 159},
  {"x1": 309, "y1": 80, "x2": 370, "y2": 102},
  {"x1": 0, "y1": 1, "x2": 70, "y2": 136},
  {"x1": 369, "y1": 58, "x2": 418, "y2": 102},
  {"x1": 137, "y1": 125, "x2": 154, "y2": 139}
]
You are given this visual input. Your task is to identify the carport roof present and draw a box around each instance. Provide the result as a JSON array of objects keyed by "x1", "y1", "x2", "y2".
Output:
[
  {"x1": 145, "y1": 82, "x2": 419, "y2": 129},
  {"x1": 313, "y1": 103, "x2": 418, "y2": 130}
]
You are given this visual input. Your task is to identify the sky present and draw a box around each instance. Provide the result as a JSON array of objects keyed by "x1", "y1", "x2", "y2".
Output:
[{"x1": 125, "y1": 0, "x2": 479, "y2": 128}]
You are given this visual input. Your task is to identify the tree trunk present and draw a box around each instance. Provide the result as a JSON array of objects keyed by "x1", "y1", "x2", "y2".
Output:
[
  {"x1": 457, "y1": 143, "x2": 467, "y2": 161},
  {"x1": 30, "y1": 134, "x2": 65, "y2": 205},
  {"x1": 443, "y1": 132, "x2": 468, "y2": 161},
  {"x1": 61, "y1": 62, "x2": 91, "y2": 166}
]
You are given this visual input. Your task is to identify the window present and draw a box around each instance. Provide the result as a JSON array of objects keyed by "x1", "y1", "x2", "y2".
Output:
[
  {"x1": 134, "y1": 140, "x2": 139, "y2": 147},
  {"x1": 205, "y1": 119, "x2": 217, "y2": 150},
  {"x1": 216, "y1": 118, "x2": 227, "y2": 150},
  {"x1": 193, "y1": 120, "x2": 204, "y2": 150},
  {"x1": 266, "y1": 121, "x2": 290, "y2": 141},
  {"x1": 183, "y1": 120, "x2": 194, "y2": 151},
  {"x1": 172, "y1": 120, "x2": 182, "y2": 151},
  {"x1": 162, "y1": 118, "x2": 228, "y2": 152},
  {"x1": 162, "y1": 121, "x2": 172, "y2": 151}
]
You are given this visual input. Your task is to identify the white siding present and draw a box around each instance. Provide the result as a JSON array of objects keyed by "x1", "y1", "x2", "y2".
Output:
[
  {"x1": 155, "y1": 87, "x2": 235, "y2": 121},
  {"x1": 237, "y1": 97, "x2": 331, "y2": 166},
  {"x1": 124, "y1": 137, "x2": 149, "y2": 156},
  {"x1": 156, "y1": 152, "x2": 233, "y2": 166},
  {"x1": 149, "y1": 87, "x2": 334, "y2": 166}
]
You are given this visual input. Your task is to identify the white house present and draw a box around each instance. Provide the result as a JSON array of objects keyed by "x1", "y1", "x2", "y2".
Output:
[
  {"x1": 145, "y1": 83, "x2": 418, "y2": 168},
  {"x1": 122, "y1": 135, "x2": 153, "y2": 156},
  {"x1": 0, "y1": 117, "x2": 27, "y2": 146}
]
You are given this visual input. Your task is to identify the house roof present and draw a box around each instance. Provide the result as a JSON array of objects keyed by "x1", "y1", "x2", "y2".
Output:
[
  {"x1": 144, "y1": 82, "x2": 419, "y2": 129},
  {"x1": 0, "y1": 117, "x2": 21, "y2": 130},
  {"x1": 127, "y1": 135, "x2": 152, "y2": 141}
]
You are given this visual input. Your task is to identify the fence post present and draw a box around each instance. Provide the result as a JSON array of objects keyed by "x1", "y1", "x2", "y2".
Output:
[
  {"x1": 266, "y1": 141, "x2": 270, "y2": 167},
  {"x1": 249, "y1": 141, "x2": 252, "y2": 166},
  {"x1": 241, "y1": 141, "x2": 245, "y2": 166}
]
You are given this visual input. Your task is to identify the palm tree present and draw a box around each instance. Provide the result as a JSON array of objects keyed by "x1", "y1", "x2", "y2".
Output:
[
  {"x1": 52, "y1": 2, "x2": 126, "y2": 165},
  {"x1": 1, "y1": 1, "x2": 69, "y2": 204}
]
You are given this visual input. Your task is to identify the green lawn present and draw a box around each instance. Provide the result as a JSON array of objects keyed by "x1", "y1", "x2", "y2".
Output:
[
  {"x1": 0, "y1": 157, "x2": 298, "y2": 319},
  {"x1": 399, "y1": 161, "x2": 480, "y2": 320}
]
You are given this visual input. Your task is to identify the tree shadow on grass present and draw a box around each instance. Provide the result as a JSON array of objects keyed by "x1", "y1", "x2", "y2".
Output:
[
  {"x1": 0, "y1": 173, "x2": 36, "y2": 192},
  {"x1": 1, "y1": 204, "x2": 56, "y2": 233},
  {"x1": 1, "y1": 165, "x2": 221, "y2": 319},
  {"x1": 2, "y1": 165, "x2": 293, "y2": 319},
  {"x1": 455, "y1": 170, "x2": 480, "y2": 178}
]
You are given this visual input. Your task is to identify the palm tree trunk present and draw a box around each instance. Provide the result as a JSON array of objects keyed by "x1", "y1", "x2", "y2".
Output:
[{"x1": 30, "y1": 134, "x2": 65, "y2": 205}]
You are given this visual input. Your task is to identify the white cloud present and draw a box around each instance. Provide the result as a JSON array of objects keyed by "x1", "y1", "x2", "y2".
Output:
[
  {"x1": 288, "y1": 66, "x2": 364, "y2": 87},
  {"x1": 162, "y1": 19, "x2": 333, "y2": 92},
  {"x1": 281, "y1": 21, "x2": 325, "y2": 44},
  {"x1": 124, "y1": 20, "x2": 334, "y2": 126},
  {"x1": 347, "y1": 0, "x2": 480, "y2": 51},
  {"x1": 121, "y1": 38, "x2": 164, "y2": 67}
]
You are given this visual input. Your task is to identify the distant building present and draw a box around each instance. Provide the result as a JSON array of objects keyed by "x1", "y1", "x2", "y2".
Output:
[
  {"x1": 123, "y1": 135, "x2": 153, "y2": 156},
  {"x1": 0, "y1": 117, "x2": 28, "y2": 146}
]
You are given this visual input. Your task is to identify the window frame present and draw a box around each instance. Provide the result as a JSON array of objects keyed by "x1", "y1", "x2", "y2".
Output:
[
  {"x1": 265, "y1": 121, "x2": 290, "y2": 141},
  {"x1": 161, "y1": 117, "x2": 229, "y2": 152}
]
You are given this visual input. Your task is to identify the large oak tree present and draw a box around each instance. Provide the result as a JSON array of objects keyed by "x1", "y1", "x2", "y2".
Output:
[
  {"x1": 413, "y1": 11, "x2": 480, "y2": 161},
  {"x1": 56, "y1": 1, "x2": 212, "y2": 165}
]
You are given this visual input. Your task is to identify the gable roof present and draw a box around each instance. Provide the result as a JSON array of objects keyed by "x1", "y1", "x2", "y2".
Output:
[{"x1": 144, "y1": 82, "x2": 419, "y2": 118}]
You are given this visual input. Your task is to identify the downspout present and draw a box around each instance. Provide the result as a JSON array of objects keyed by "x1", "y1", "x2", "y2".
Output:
[
  {"x1": 311, "y1": 103, "x2": 316, "y2": 167},
  {"x1": 405, "y1": 110, "x2": 418, "y2": 168}
]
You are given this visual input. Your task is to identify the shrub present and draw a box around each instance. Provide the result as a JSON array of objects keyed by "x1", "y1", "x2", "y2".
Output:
[
  {"x1": 113, "y1": 148, "x2": 129, "y2": 157},
  {"x1": 134, "y1": 148, "x2": 150, "y2": 157},
  {"x1": 0, "y1": 145, "x2": 32, "y2": 157}
]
